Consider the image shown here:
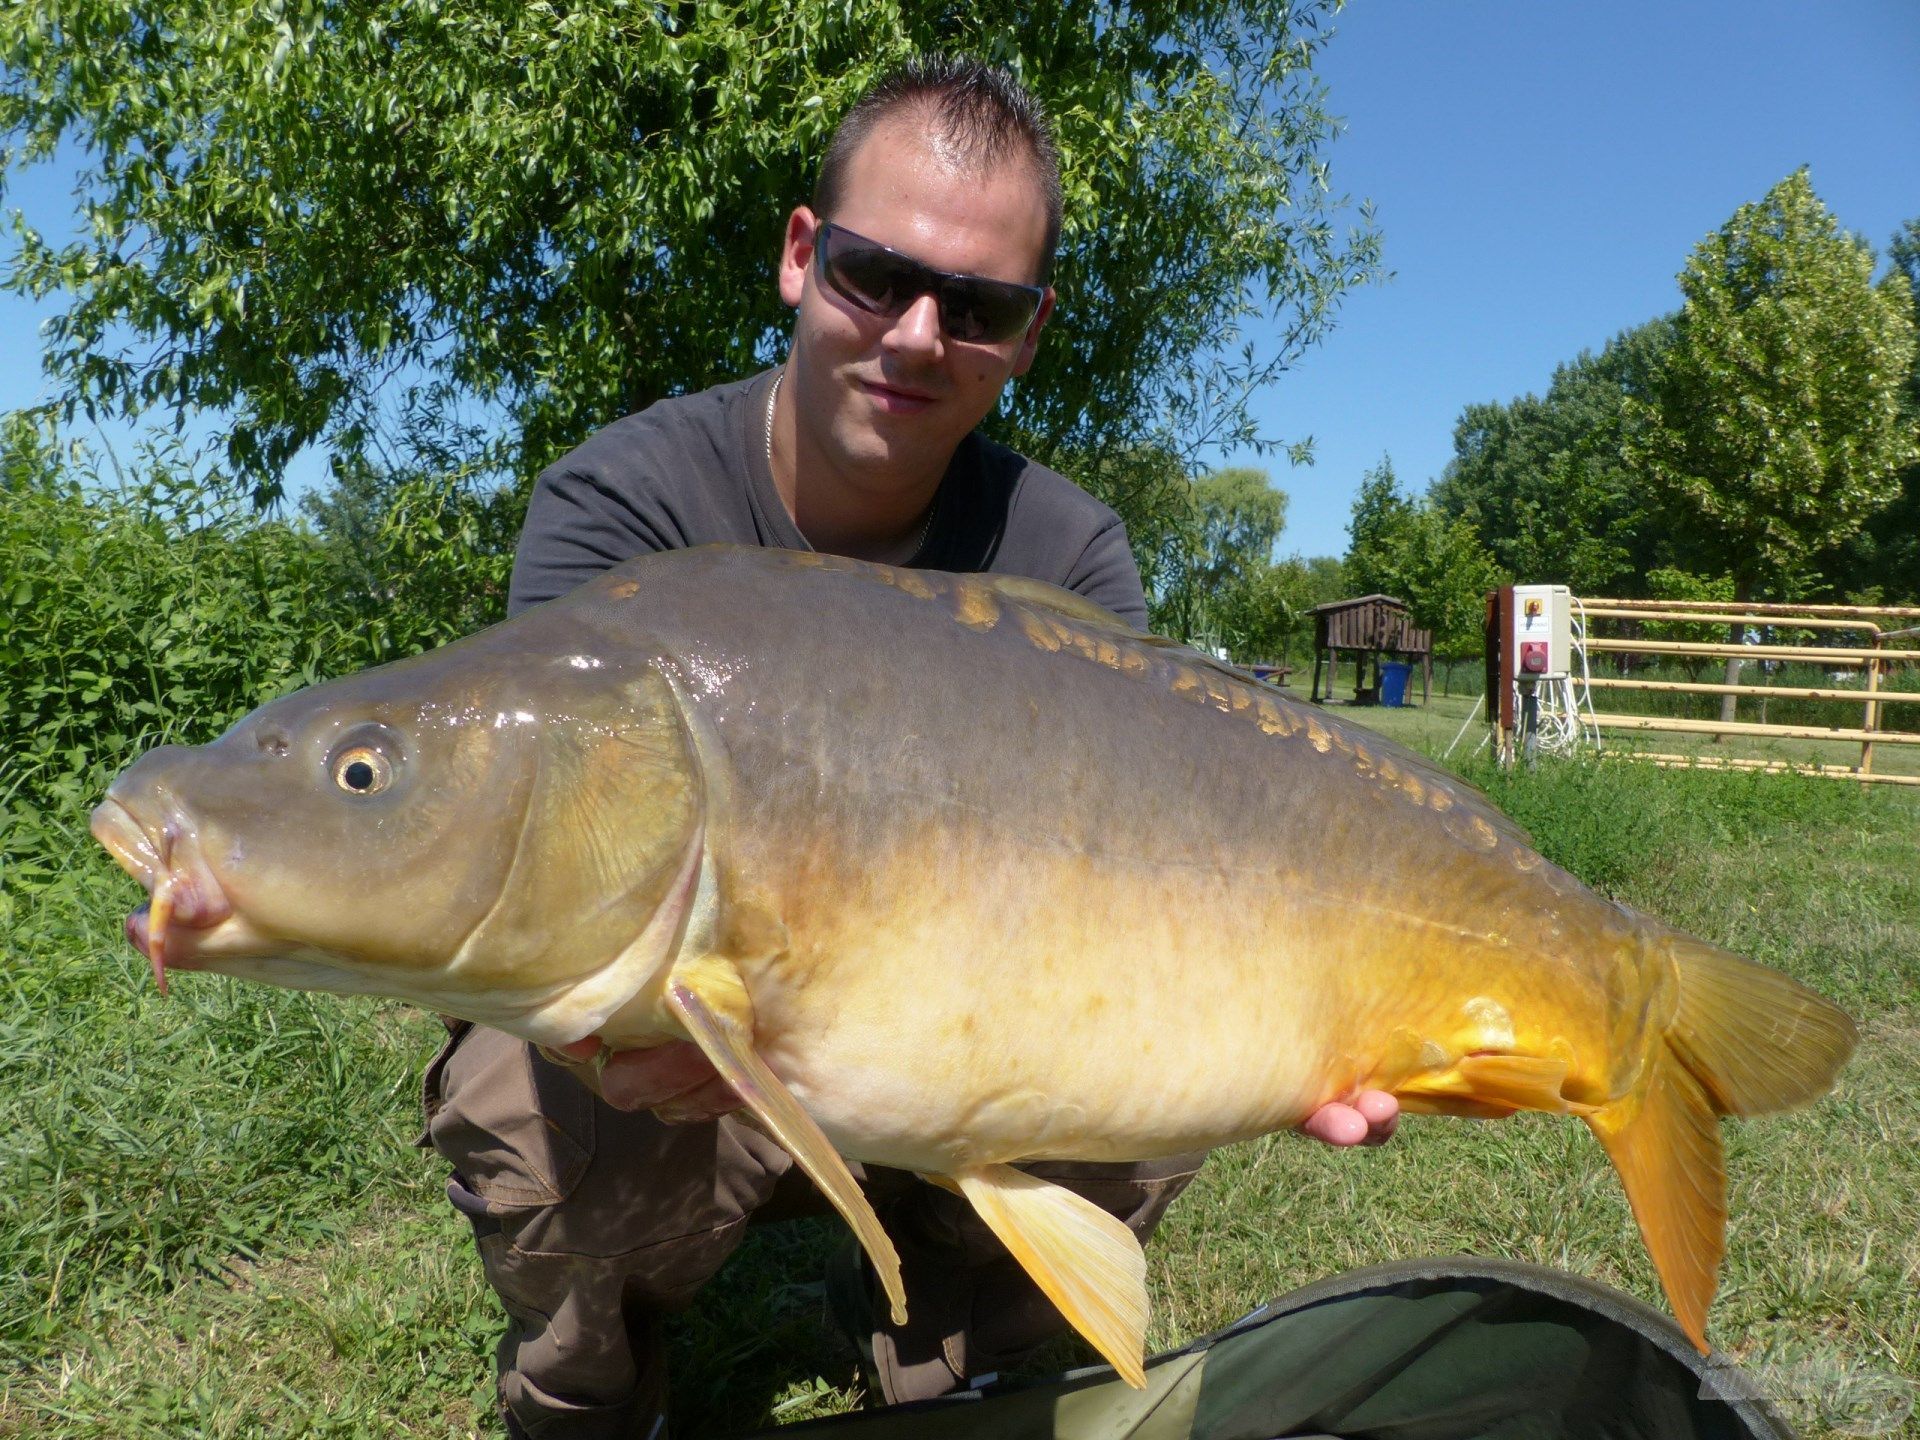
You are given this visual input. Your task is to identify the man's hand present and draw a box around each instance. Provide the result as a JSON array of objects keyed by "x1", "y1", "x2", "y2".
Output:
[
  {"x1": 550, "y1": 1038, "x2": 744, "y2": 1124},
  {"x1": 1298, "y1": 1090, "x2": 1399, "y2": 1147}
]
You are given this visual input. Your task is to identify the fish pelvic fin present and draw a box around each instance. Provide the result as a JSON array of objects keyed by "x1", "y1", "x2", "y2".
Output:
[
  {"x1": 951, "y1": 1164, "x2": 1149, "y2": 1389},
  {"x1": 1585, "y1": 1047, "x2": 1724, "y2": 1354},
  {"x1": 1664, "y1": 935, "x2": 1857, "y2": 1117},
  {"x1": 664, "y1": 959, "x2": 907, "y2": 1326}
]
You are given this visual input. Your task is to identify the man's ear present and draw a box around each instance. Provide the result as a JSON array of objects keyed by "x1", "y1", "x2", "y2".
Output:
[
  {"x1": 1010, "y1": 287, "x2": 1056, "y2": 378},
  {"x1": 778, "y1": 207, "x2": 818, "y2": 309}
]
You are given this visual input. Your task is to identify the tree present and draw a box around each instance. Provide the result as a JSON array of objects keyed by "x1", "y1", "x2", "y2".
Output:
[
  {"x1": 1817, "y1": 216, "x2": 1920, "y2": 604},
  {"x1": 1187, "y1": 467, "x2": 1289, "y2": 589},
  {"x1": 1623, "y1": 171, "x2": 1918, "y2": 713},
  {"x1": 1623, "y1": 170, "x2": 1918, "y2": 604},
  {"x1": 1301, "y1": 554, "x2": 1347, "y2": 609},
  {"x1": 0, "y1": 1, "x2": 1380, "y2": 507},
  {"x1": 1343, "y1": 458, "x2": 1504, "y2": 663},
  {"x1": 1432, "y1": 318, "x2": 1674, "y2": 596},
  {"x1": 1146, "y1": 466, "x2": 1294, "y2": 654},
  {"x1": 1210, "y1": 554, "x2": 1315, "y2": 664},
  {"x1": 1342, "y1": 459, "x2": 1414, "y2": 597}
]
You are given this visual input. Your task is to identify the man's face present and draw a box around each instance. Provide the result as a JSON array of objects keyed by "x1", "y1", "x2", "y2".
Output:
[{"x1": 778, "y1": 115, "x2": 1056, "y2": 483}]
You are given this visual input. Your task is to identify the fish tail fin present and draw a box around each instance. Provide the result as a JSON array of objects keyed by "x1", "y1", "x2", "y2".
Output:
[
  {"x1": 1663, "y1": 935, "x2": 1858, "y2": 1117},
  {"x1": 951, "y1": 1164, "x2": 1149, "y2": 1388},
  {"x1": 1585, "y1": 935, "x2": 1857, "y2": 1353},
  {"x1": 1585, "y1": 1047, "x2": 1725, "y2": 1353}
]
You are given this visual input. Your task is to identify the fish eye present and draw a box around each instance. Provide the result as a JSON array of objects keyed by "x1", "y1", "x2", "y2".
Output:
[{"x1": 331, "y1": 745, "x2": 393, "y2": 796}]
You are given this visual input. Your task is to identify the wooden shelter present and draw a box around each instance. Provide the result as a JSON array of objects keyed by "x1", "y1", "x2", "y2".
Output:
[{"x1": 1309, "y1": 594, "x2": 1432, "y2": 705}]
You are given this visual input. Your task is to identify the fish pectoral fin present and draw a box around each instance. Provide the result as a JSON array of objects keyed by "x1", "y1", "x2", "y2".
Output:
[
  {"x1": 1585, "y1": 1048, "x2": 1725, "y2": 1353},
  {"x1": 951, "y1": 1164, "x2": 1149, "y2": 1390},
  {"x1": 1395, "y1": 1052, "x2": 1590, "y2": 1118},
  {"x1": 664, "y1": 963, "x2": 907, "y2": 1326}
]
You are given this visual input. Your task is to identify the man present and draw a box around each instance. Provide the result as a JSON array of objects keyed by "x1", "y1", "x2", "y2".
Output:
[{"x1": 427, "y1": 56, "x2": 1397, "y2": 1440}]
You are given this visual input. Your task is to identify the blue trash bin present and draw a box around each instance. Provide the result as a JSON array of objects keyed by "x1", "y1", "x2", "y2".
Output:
[{"x1": 1380, "y1": 660, "x2": 1412, "y2": 707}]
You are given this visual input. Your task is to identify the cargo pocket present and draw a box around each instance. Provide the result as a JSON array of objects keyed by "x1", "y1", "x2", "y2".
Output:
[{"x1": 426, "y1": 1024, "x2": 599, "y2": 1209}]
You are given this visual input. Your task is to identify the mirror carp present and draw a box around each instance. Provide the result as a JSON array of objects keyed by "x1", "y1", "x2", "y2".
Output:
[{"x1": 91, "y1": 544, "x2": 1857, "y2": 1385}]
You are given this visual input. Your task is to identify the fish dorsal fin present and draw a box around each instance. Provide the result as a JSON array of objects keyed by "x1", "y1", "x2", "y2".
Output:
[
  {"x1": 664, "y1": 958, "x2": 907, "y2": 1326},
  {"x1": 951, "y1": 1163, "x2": 1149, "y2": 1389}
]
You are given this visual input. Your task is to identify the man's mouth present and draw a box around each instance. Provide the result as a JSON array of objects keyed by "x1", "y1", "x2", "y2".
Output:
[
  {"x1": 91, "y1": 797, "x2": 234, "y2": 993},
  {"x1": 859, "y1": 377, "x2": 940, "y2": 413}
]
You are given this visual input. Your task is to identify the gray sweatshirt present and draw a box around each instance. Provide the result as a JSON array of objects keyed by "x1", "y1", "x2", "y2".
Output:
[{"x1": 508, "y1": 370, "x2": 1147, "y2": 626}]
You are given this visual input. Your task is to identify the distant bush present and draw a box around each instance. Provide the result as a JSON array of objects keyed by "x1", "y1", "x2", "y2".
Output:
[{"x1": 0, "y1": 417, "x2": 519, "y2": 872}]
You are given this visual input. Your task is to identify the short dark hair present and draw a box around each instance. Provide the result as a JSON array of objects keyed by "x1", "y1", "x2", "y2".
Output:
[{"x1": 812, "y1": 55, "x2": 1063, "y2": 283}]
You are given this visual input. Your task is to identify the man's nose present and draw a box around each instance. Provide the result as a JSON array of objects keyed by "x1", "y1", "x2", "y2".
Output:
[{"x1": 883, "y1": 291, "x2": 944, "y2": 358}]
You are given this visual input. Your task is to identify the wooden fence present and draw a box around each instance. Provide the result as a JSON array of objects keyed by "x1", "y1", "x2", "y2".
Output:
[{"x1": 1576, "y1": 598, "x2": 1920, "y2": 787}]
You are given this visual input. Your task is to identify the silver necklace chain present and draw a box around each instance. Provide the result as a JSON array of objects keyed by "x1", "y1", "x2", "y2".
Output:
[
  {"x1": 764, "y1": 368, "x2": 936, "y2": 560},
  {"x1": 763, "y1": 367, "x2": 783, "y2": 468}
]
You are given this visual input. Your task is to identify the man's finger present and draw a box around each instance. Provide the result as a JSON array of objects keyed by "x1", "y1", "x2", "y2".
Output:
[
  {"x1": 1352, "y1": 1088, "x2": 1400, "y2": 1145},
  {"x1": 1299, "y1": 1102, "x2": 1370, "y2": 1146}
]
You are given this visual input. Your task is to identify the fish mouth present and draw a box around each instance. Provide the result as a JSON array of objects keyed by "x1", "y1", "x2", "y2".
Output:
[{"x1": 90, "y1": 796, "x2": 236, "y2": 994}]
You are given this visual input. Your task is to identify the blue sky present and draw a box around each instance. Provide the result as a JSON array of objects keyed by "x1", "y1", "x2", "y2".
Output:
[
  {"x1": 5, "y1": 0, "x2": 1919, "y2": 559},
  {"x1": 1235, "y1": 0, "x2": 1920, "y2": 558}
]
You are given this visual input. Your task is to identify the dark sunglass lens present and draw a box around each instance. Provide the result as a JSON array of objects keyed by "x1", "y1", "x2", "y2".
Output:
[
  {"x1": 830, "y1": 243, "x2": 921, "y2": 316},
  {"x1": 940, "y1": 281, "x2": 1034, "y2": 344}
]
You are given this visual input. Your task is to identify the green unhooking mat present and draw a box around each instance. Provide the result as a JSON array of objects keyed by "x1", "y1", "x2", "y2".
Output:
[{"x1": 757, "y1": 1257, "x2": 1794, "y2": 1440}]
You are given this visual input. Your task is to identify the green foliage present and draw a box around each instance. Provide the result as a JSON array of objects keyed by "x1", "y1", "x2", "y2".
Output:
[
  {"x1": 1, "y1": 435, "x2": 336, "y2": 832},
  {"x1": 1, "y1": 0, "x2": 1381, "y2": 509},
  {"x1": 1146, "y1": 466, "x2": 1316, "y2": 662},
  {"x1": 1433, "y1": 318, "x2": 1674, "y2": 595},
  {"x1": 0, "y1": 426, "x2": 515, "y2": 845},
  {"x1": 302, "y1": 461, "x2": 525, "y2": 663},
  {"x1": 1628, "y1": 566, "x2": 1736, "y2": 681},
  {"x1": 1343, "y1": 458, "x2": 1505, "y2": 658},
  {"x1": 1623, "y1": 170, "x2": 1920, "y2": 601},
  {"x1": 1188, "y1": 467, "x2": 1289, "y2": 589},
  {"x1": 1299, "y1": 553, "x2": 1347, "y2": 608},
  {"x1": 1817, "y1": 216, "x2": 1920, "y2": 606},
  {"x1": 1211, "y1": 555, "x2": 1318, "y2": 663}
]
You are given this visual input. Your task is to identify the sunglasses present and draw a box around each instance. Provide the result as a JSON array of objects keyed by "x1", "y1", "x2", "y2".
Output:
[{"x1": 814, "y1": 221, "x2": 1047, "y2": 344}]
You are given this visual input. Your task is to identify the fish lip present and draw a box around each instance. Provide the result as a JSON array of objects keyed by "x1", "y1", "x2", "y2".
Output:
[
  {"x1": 90, "y1": 794, "x2": 235, "y2": 967},
  {"x1": 91, "y1": 797, "x2": 162, "y2": 889}
]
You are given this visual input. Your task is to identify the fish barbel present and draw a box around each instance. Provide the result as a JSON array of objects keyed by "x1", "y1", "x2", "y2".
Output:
[{"x1": 90, "y1": 545, "x2": 1856, "y2": 1384}]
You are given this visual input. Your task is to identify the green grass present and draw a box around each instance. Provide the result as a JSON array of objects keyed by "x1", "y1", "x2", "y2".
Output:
[{"x1": 5, "y1": 711, "x2": 1917, "y2": 1438}]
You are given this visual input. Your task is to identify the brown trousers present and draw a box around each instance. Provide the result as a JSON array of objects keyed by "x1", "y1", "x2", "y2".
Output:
[{"x1": 424, "y1": 1024, "x2": 1204, "y2": 1439}]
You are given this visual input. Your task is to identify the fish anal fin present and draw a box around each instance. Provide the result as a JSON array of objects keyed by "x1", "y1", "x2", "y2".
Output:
[
  {"x1": 1393, "y1": 1052, "x2": 1591, "y2": 1119},
  {"x1": 1586, "y1": 1049, "x2": 1726, "y2": 1353},
  {"x1": 951, "y1": 1164, "x2": 1149, "y2": 1389},
  {"x1": 664, "y1": 963, "x2": 907, "y2": 1326}
]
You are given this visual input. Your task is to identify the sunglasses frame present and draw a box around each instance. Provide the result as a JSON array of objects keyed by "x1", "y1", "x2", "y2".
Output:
[{"x1": 813, "y1": 220, "x2": 1048, "y2": 345}]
